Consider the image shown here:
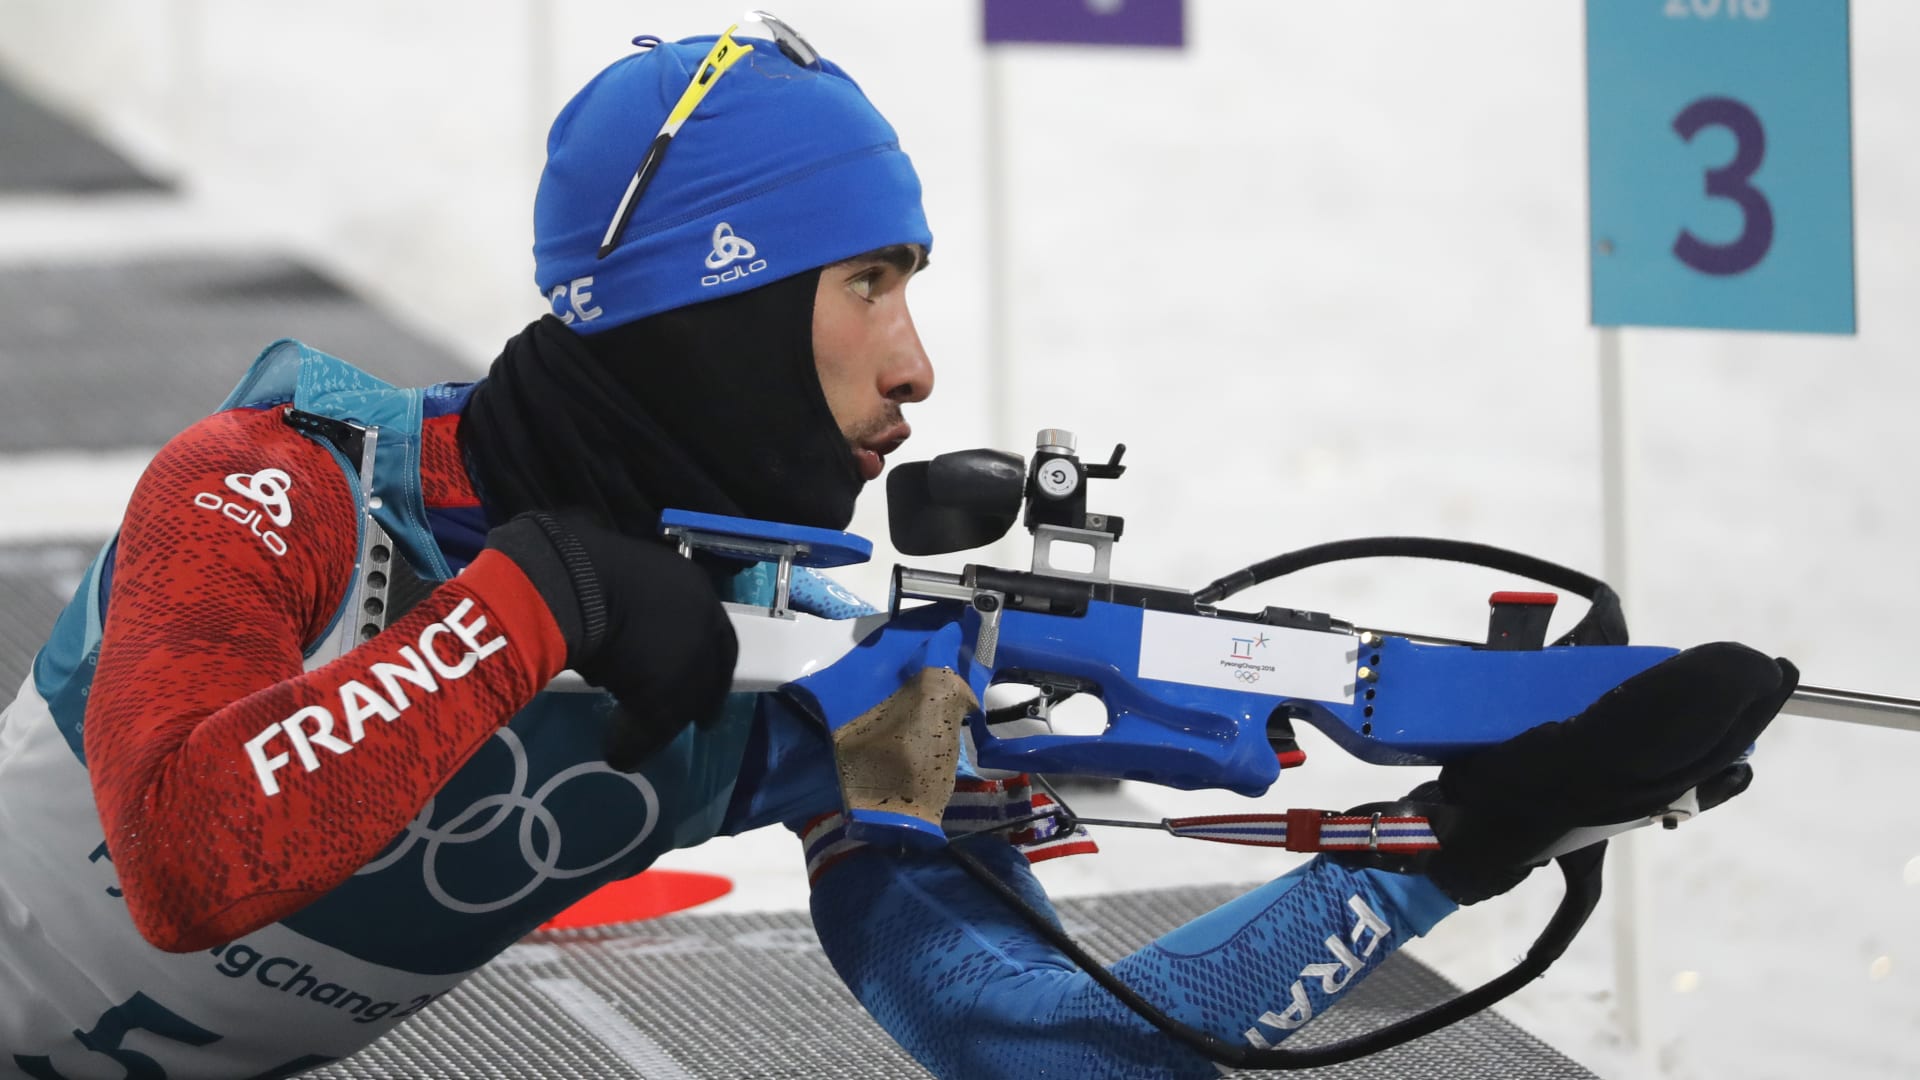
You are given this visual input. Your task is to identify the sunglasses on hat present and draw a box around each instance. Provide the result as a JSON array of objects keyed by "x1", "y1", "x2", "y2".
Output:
[{"x1": 597, "y1": 12, "x2": 821, "y2": 260}]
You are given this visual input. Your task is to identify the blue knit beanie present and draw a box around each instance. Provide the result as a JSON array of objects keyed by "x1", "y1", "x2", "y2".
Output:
[{"x1": 533, "y1": 34, "x2": 933, "y2": 334}]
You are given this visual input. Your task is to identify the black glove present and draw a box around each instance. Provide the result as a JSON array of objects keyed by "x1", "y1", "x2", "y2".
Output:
[
  {"x1": 1343, "y1": 642, "x2": 1797, "y2": 905},
  {"x1": 484, "y1": 510, "x2": 738, "y2": 771}
]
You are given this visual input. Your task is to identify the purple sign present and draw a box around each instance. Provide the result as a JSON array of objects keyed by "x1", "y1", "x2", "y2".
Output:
[{"x1": 984, "y1": 0, "x2": 1185, "y2": 48}]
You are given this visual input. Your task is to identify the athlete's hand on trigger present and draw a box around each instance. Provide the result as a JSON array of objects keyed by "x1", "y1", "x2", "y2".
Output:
[
  {"x1": 482, "y1": 511, "x2": 738, "y2": 770},
  {"x1": 1345, "y1": 642, "x2": 1796, "y2": 905}
]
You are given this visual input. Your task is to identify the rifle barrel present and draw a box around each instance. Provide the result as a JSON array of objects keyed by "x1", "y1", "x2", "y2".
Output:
[{"x1": 1786, "y1": 685, "x2": 1920, "y2": 734}]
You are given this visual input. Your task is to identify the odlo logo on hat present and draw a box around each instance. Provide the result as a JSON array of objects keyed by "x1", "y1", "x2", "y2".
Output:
[{"x1": 701, "y1": 222, "x2": 768, "y2": 288}]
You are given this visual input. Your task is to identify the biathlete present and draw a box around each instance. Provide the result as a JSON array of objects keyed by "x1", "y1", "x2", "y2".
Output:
[{"x1": 0, "y1": 21, "x2": 1794, "y2": 1079}]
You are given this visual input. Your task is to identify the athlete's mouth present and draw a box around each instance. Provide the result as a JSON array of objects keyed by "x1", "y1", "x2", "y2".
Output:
[{"x1": 852, "y1": 425, "x2": 910, "y2": 482}]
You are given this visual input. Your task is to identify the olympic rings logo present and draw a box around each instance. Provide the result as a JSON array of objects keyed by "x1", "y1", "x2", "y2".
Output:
[
  {"x1": 356, "y1": 728, "x2": 659, "y2": 914},
  {"x1": 1232, "y1": 669, "x2": 1262, "y2": 684}
]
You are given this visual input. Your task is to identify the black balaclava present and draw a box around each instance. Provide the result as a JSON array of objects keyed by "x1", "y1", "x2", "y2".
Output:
[{"x1": 462, "y1": 267, "x2": 864, "y2": 536}]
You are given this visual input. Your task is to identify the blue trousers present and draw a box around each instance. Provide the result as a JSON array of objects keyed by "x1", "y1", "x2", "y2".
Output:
[{"x1": 807, "y1": 837, "x2": 1457, "y2": 1079}]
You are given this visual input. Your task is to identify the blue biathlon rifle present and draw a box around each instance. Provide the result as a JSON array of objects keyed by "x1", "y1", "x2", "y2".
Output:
[{"x1": 640, "y1": 429, "x2": 1917, "y2": 1071}]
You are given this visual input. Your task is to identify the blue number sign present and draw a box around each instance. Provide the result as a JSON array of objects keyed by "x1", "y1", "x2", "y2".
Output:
[
  {"x1": 984, "y1": 0, "x2": 1184, "y2": 48},
  {"x1": 1587, "y1": 0, "x2": 1855, "y2": 334}
]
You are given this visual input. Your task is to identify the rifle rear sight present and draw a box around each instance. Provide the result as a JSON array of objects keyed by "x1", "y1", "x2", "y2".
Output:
[{"x1": 1025, "y1": 429, "x2": 1127, "y2": 582}]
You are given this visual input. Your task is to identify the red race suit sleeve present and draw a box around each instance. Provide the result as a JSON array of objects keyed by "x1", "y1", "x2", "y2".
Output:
[{"x1": 85, "y1": 407, "x2": 568, "y2": 952}]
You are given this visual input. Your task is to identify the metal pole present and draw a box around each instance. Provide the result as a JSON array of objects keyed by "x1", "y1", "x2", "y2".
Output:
[
  {"x1": 1598, "y1": 327, "x2": 1629, "y2": 599},
  {"x1": 983, "y1": 44, "x2": 1014, "y2": 460},
  {"x1": 171, "y1": 0, "x2": 206, "y2": 179},
  {"x1": 982, "y1": 37, "x2": 1027, "y2": 570},
  {"x1": 526, "y1": 0, "x2": 555, "y2": 191},
  {"x1": 1597, "y1": 325, "x2": 1653, "y2": 1074}
]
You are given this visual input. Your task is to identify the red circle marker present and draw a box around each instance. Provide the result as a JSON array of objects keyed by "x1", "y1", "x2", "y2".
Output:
[{"x1": 539, "y1": 870, "x2": 733, "y2": 930}]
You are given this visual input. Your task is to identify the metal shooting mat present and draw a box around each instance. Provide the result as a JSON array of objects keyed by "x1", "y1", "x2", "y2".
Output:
[
  {"x1": 0, "y1": 256, "x2": 478, "y2": 454},
  {"x1": 0, "y1": 70, "x2": 167, "y2": 195},
  {"x1": 310, "y1": 884, "x2": 1598, "y2": 1080}
]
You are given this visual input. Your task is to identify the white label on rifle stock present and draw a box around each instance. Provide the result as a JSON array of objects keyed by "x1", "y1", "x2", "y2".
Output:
[{"x1": 1137, "y1": 612, "x2": 1358, "y2": 704}]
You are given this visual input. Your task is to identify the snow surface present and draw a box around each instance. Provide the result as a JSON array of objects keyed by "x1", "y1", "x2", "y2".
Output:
[{"x1": 0, "y1": 2, "x2": 1914, "y2": 1077}]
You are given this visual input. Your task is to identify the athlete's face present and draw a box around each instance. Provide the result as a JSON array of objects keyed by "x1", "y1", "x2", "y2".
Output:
[{"x1": 812, "y1": 244, "x2": 933, "y2": 483}]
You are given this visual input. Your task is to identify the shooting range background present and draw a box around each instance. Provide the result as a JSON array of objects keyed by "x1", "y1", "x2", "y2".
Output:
[{"x1": 0, "y1": 2, "x2": 1914, "y2": 1078}]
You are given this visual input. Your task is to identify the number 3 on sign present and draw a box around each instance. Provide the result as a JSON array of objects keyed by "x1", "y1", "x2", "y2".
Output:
[
  {"x1": 1665, "y1": 0, "x2": 1770, "y2": 18},
  {"x1": 1672, "y1": 96, "x2": 1772, "y2": 276}
]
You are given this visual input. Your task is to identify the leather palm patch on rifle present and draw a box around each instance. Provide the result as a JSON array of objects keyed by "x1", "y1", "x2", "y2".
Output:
[{"x1": 831, "y1": 667, "x2": 976, "y2": 832}]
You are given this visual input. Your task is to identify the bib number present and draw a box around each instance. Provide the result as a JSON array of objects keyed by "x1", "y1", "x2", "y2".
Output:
[{"x1": 12, "y1": 992, "x2": 332, "y2": 1080}]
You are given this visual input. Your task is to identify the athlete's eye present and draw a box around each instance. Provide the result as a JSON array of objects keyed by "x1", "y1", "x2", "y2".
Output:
[{"x1": 848, "y1": 269, "x2": 880, "y2": 301}]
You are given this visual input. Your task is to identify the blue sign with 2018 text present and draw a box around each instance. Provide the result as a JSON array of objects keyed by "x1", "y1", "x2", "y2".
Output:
[{"x1": 1587, "y1": 0, "x2": 1855, "y2": 334}]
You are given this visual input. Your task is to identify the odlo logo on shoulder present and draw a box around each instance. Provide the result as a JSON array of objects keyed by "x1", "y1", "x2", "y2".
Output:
[
  {"x1": 701, "y1": 221, "x2": 767, "y2": 287},
  {"x1": 193, "y1": 468, "x2": 294, "y2": 557}
]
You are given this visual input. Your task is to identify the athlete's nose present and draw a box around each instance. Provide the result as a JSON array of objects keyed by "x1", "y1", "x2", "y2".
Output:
[{"x1": 883, "y1": 306, "x2": 933, "y2": 405}]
